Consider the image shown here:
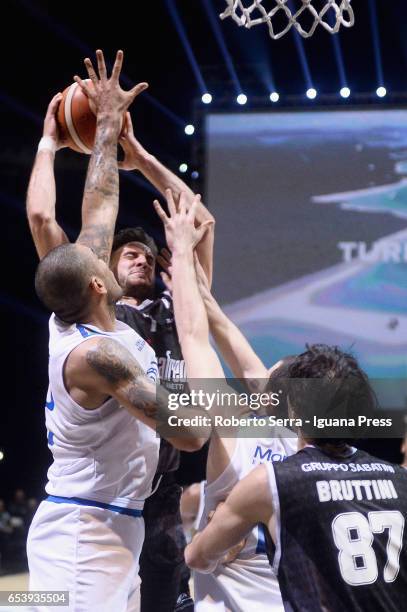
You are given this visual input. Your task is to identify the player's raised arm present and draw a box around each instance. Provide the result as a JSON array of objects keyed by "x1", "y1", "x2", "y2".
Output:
[
  {"x1": 154, "y1": 190, "x2": 221, "y2": 379},
  {"x1": 75, "y1": 50, "x2": 148, "y2": 263},
  {"x1": 119, "y1": 113, "x2": 215, "y2": 285},
  {"x1": 26, "y1": 93, "x2": 69, "y2": 259},
  {"x1": 195, "y1": 258, "x2": 268, "y2": 386},
  {"x1": 185, "y1": 465, "x2": 273, "y2": 572},
  {"x1": 65, "y1": 335, "x2": 208, "y2": 451}
]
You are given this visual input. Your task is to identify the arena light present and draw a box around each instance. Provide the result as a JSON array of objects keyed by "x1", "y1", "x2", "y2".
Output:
[
  {"x1": 340, "y1": 87, "x2": 351, "y2": 99},
  {"x1": 179, "y1": 163, "x2": 188, "y2": 173},
  {"x1": 184, "y1": 124, "x2": 195, "y2": 136},
  {"x1": 191, "y1": 171, "x2": 200, "y2": 179},
  {"x1": 202, "y1": 93, "x2": 213, "y2": 104},
  {"x1": 269, "y1": 91, "x2": 280, "y2": 103},
  {"x1": 0, "y1": 451, "x2": 4, "y2": 461},
  {"x1": 306, "y1": 88, "x2": 317, "y2": 100},
  {"x1": 237, "y1": 94, "x2": 248, "y2": 105},
  {"x1": 376, "y1": 86, "x2": 387, "y2": 98}
]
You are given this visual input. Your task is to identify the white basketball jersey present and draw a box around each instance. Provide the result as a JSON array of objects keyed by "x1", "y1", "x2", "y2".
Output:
[
  {"x1": 194, "y1": 429, "x2": 298, "y2": 612},
  {"x1": 44, "y1": 314, "x2": 160, "y2": 511}
]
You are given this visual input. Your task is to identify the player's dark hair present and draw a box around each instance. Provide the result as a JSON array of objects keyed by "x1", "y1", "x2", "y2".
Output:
[
  {"x1": 287, "y1": 344, "x2": 376, "y2": 446},
  {"x1": 112, "y1": 227, "x2": 158, "y2": 258},
  {"x1": 35, "y1": 244, "x2": 94, "y2": 324}
]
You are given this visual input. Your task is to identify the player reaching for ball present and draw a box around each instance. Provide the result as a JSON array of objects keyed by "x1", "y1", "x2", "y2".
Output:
[
  {"x1": 27, "y1": 55, "x2": 216, "y2": 610},
  {"x1": 26, "y1": 50, "x2": 209, "y2": 612}
]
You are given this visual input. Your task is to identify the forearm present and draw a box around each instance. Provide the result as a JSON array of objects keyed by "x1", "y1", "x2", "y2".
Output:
[
  {"x1": 204, "y1": 295, "x2": 268, "y2": 382},
  {"x1": 196, "y1": 226, "x2": 215, "y2": 288},
  {"x1": 136, "y1": 147, "x2": 215, "y2": 283},
  {"x1": 77, "y1": 112, "x2": 121, "y2": 262},
  {"x1": 26, "y1": 149, "x2": 68, "y2": 259},
  {"x1": 172, "y1": 249, "x2": 225, "y2": 389},
  {"x1": 171, "y1": 248, "x2": 211, "y2": 355}
]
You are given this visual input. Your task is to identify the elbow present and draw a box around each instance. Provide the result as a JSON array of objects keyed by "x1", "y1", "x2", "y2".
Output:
[
  {"x1": 185, "y1": 542, "x2": 215, "y2": 573},
  {"x1": 28, "y1": 209, "x2": 52, "y2": 228},
  {"x1": 174, "y1": 436, "x2": 206, "y2": 452},
  {"x1": 184, "y1": 543, "x2": 199, "y2": 570}
]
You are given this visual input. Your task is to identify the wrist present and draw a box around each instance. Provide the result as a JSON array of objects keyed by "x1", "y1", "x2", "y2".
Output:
[
  {"x1": 135, "y1": 150, "x2": 155, "y2": 168},
  {"x1": 37, "y1": 136, "x2": 57, "y2": 155},
  {"x1": 97, "y1": 110, "x2": 122, "y2": 123},
  {"x1": 172, "y1": 245, "x2": 194, "y2": 259}
]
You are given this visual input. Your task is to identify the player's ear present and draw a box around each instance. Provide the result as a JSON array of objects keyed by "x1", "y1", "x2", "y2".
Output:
[{"x1": 89, "y1": 276, "x2": 107, "y2": 295}]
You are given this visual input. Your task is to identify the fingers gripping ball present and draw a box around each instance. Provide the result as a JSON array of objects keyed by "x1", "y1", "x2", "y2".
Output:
[{"x1": 57, "y1": 80, "x2": 124, "y2": 154}]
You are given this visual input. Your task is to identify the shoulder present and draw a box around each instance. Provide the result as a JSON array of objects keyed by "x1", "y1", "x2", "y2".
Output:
[{"x1": 66, "y1": 336, "x2": 137, "y2": 383}]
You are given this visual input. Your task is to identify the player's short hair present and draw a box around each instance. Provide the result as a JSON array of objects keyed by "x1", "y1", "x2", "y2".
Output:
[
  {"x1": 112, "y1": 227, "x2": 158, "y2": 258},
  {"x1": 287, "y1": 344, "x2": 376, "y2": 446},
  {"x1": 35, "y1": 244, "x2": 95, "y2": 324}
]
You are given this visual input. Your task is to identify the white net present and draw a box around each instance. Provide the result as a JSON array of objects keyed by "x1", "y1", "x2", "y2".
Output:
[{"x1": 220, "y1": 0, "x2": 354, "y2": 40}]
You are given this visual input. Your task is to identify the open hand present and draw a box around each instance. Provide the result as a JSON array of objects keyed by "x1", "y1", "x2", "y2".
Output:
[
  {"x1": 153, "y1": 189, "x2": 213, "y2": 253},
  {"x1": 74, "y1": 50, "x2": 148, "y2": 117}
]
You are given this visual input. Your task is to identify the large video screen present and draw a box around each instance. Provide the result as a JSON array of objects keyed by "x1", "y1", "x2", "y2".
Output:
[{"x1": 206, "y1": 109, "x2": 407, "y2": 409}]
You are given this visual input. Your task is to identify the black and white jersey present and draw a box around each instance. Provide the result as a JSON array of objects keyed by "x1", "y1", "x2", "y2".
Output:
[
  {"x1": 263, "y1": 445, "x2": 407, "y2": 612},
  {"x1": 116, "y1": 291, "x2": 185, "y2": 474}
]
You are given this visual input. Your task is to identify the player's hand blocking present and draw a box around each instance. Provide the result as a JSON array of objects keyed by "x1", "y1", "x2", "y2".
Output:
[{"x1": 153, "y1": 189, "x2": 213, "y2": 253}]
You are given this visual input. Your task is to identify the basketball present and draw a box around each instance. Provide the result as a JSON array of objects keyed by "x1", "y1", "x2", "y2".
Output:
[{"x1": 57, "y1": 80, "x2": 125, "y2": 154}]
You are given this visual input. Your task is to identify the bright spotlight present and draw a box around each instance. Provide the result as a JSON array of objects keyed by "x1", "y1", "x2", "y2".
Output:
[
  {"x1": 202, "y1": 93, "x2": 212, "y2": 104},
  {"x1": 306, "y1": 88, "x2": 317, "y2": 100},
  {"x1": 0, "y1": 451, "x2": 4, "y2": 461},
  {"x1": 237, "y1": 94, "x2": 247, "y2": 105},
  {"x1": 184, "y1": 124, "x2": 195, "y2": 136},
  {"x1": 269, "y1": 92, "x2": 280, "y2": 103},
  {"x1": 179, "y1": 163, "x2": 188, "y2": 173},
  {"x1": 191, "y1": 171, "x2": 199, "y2": 180},
  {"x1": 340, "y1": 87, "x2": 351, "y2": 99},
  {"x1": 376, "y1": 86, "x2": 387, "y2": 98}
]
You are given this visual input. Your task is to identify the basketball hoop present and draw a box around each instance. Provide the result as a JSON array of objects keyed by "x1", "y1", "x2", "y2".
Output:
[{"x1": 220, "y1": 0, "x2": 354, "y2": 40}]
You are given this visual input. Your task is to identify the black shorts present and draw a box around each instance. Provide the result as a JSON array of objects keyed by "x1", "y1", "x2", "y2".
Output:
[{"x1": 140, "y1": 473, "x2": 194, "y2": 612}]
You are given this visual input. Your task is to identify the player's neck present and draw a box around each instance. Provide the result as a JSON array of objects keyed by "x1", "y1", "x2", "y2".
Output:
[
  {"x1": 80, "y1": 304, "x2": 117, "y2": 332},
  {"x1": 120, "y1": 295, "x2": 143, "y2": 307}
]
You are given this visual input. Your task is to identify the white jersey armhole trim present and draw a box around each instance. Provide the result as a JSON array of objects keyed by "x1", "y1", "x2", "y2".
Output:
[{"x1": 265, "y1": 461, "x2": 282, "y2": 576}]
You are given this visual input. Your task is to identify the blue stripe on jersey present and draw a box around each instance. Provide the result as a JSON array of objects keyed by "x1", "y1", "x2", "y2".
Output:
[
  {"x1": 256, "y1": 523, "x2": 267, "y2": 554},
  {"x1": 76, "y1": 324, "x2": 104, "y2": 338},
  {"x1": 47, "y1": 431, "x2": 54, "y2": 446},
  {"x1": 46, "y1": 395, "x2": 55, "y2": 411},
  {"x1": 46, "y1": 495, "x2": 143, "y2": 517}
]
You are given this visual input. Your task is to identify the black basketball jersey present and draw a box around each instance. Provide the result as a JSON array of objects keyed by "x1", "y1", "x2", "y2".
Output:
[
  {"x1": 263, "y1": 445, "x2": 407, "y2": 612},
  {"x1": 115, "y1": 291, "x2": 185, "y2": 474}
]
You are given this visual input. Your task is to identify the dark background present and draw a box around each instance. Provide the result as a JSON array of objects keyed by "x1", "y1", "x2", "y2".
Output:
[{"x1": 1, "y1": 0, "x2": 407, "y2": 501}]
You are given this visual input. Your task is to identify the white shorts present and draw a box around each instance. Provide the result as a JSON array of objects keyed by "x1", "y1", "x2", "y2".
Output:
[{"x1": 27, "y1": 500, "x2": 144, "y2": 612}]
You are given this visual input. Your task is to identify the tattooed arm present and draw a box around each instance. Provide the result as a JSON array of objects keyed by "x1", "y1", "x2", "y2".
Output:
[
  {"x1": 64, "y1": 336, "x2": 208, "y2": 451},
  {"x1": 26, "y1": 93, "x2": 69, "y2": 259},
  {"x1": 75, "y1": 50, "x2": 148, "y2": 263}
]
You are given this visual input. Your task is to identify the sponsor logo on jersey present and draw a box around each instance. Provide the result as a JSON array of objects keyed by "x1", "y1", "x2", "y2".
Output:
[
  {"x1": 253, "y1": 445, "x2": 288, "y2": 464},
  {"x1": 135, "y1": 338, "x2": 146, "y2": 351},
  {"x1": 158, "y1": 350, "x2": 186, "y2": 382}
]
